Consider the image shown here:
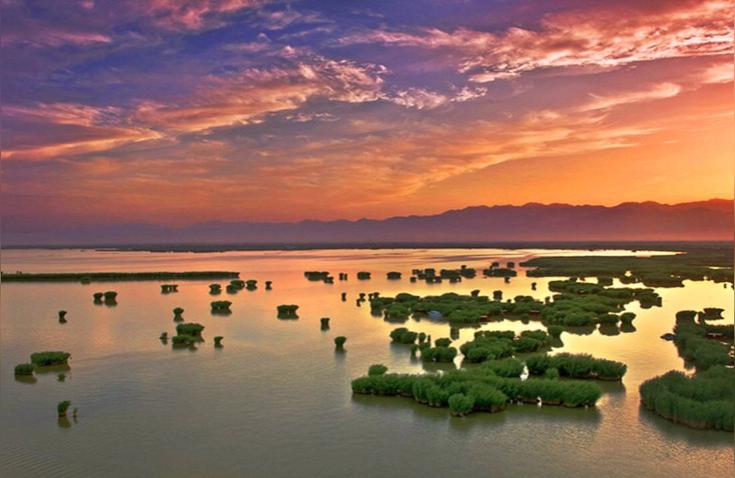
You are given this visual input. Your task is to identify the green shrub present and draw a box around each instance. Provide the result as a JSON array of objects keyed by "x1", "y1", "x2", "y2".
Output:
[
  {"x1": 620, "y1": 312, "x2": 636, "y2": 324},
  {"x1": 448, "y1": 393, "x2": 475, "y2": 416},
  {"x1": 547, "y1": 325, "x2": 563, "y2": 338},
  {"x1": 277, "y1": 304, "x2": 299, "y2": 319},
  {"x1": 640, "y1": 366, "x2": 734, "y2": 431},
  {"x1": 676, "y1": 310, "x2": 697, "y2": 321},
  {"x1": 544, "y1": 367, "x2": 560, "y2": 380},
  {"x1": 176, "y1": 323, "x2": 205, "y2": 336},
  {"x1": 421, "y1": 346, "x2": 457, "y2": 363},
  {"x1": 481, "y1": 358, "x2": 524, "y2": 377},
  {"x1": 389, "y1": 327, "x2": 418, "y2": 344},
  {"x1": 368, "y1": 364, "x2": 388, "y2": 376},
  {"x1": 526, "y1": 353, "x2": 627, "y2": 380},
  {"x1": 57, "y1": 400, "x2": 71, "y2": 416},
  {"x1": 30, "y1": 351, "x2": 71, "y2": 367},
  {"x1": 434, "y1": 337, "x2": 452, "y2": 347},
  {"x1": 171, "y1": 335, "x2": 197, "y2": 346},
  {"x1": 211, "y1": 300, "x2": 232, "y2": 312},
  {"x1": 14, "y1": 363, "x2": 34, "y2": 376}
]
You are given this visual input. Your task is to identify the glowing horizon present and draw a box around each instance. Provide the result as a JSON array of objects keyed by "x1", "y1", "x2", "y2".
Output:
[{"x1": 2, "y1": 0, "x2": 733, "y2": 230}]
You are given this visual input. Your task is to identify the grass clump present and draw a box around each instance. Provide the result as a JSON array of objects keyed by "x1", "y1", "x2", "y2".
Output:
[
  {"x1": 14, "y1": 363, "x2": 35, "y2": 376},
  {"x1": 175, "y1": 323, "x2": 205, "y2": 336},
  {"x1": 351, "y1": 366, "x2": 602, "y2": 416},
  {"x1": 57, "y1": 400, "x2": 71, "y2": 417},
  {"x1": 277, "y1": 304, "x2": 299, "y2": 319},
  {"x1": 211, "y1": 300, "x2": 232, "y2": 313},
  {"x1": 389, "y1": 327, "x2": 418, "y2": 344},
  {"x1": 368, "y1": 364, "x2": 388, "y2": 376},
  {"x1": 640, "y1": 366, "x2": 733, "y2": 431},
  {"x1": 526, "y1": 353, "x2": 627, "y2": 380},
  {"x1": 30, "y1": 351, "x2": 71, "y2": 367},
  {"x1": 334, "y1": 336, "x2": 347, "y2": 349}
]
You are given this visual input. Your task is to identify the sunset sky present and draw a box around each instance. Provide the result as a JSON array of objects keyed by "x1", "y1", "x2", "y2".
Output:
[{"x1": 2, "y1": 0, "x2": 733, "y2": 231}]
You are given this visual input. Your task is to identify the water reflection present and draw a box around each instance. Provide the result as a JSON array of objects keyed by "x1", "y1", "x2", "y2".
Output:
[{"x1": 0, "y1": 247, "x2": 732, "y2": 478}]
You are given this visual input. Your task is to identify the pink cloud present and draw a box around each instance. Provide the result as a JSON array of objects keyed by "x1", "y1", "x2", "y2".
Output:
[
  {"x1": 144, "y1": 0, "x2": 261, "y2": 31},
  {"x1": 341, "y1": 0, "x2": 733, "y2": 82}
]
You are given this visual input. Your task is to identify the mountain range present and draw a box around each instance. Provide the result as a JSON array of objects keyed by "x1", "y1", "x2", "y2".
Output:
[{"x1": 2, "y1": 199, "x2": 732, "y2": 247}]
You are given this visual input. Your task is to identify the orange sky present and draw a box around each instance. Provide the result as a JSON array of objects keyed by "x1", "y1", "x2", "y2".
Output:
[{"x1": 1, "y1": 0, "x2": 733, "y2": 230}]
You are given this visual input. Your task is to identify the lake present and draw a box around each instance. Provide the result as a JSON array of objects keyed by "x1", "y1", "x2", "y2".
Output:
[{"x1": 1, "y1": 248, "x2": 732, "y2": 477}]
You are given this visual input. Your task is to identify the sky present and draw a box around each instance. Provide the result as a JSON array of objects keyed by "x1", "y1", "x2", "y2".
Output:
[{"x1": 1, "y1": 0, "x2": 733, "y2": 231}]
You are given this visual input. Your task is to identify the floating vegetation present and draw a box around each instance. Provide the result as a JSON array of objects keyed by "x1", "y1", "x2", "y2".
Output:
[
  {"x1": 670, "y1": 311, "x2": 733, "y2": 370},
  {"x1": 420, "y1": 345, "x2": 457, "y2": 363},
  {"x1": 176, "y1": 323, "x2": 204, "y2": 337},
  {"x1": 14, "y1": 363, "x2": 34, "y2": 376},
  {"x1": 526, "y1": 353, "x2": 627, "y2": 381},
  {"x1": 459, "y1": 330, "x2": 551, "y2": 363},
  {"x1": 2, "y1": 271, "x2": 239, "y2": 282},
  {"x1": 276, "y1": 304, "x2": 299, "y2": 319},
  {"x1": 92, "y1": 290, "x2": 118, "y2": 305},
  {"x1": 483, "y1": 266, "x2": 517, "y2": 278},
  {"x1": 305, "y1": 271, "x2": 333, "y2": 283},
  {"x1": 698, "y1": 307, "x2": 724, "y2": 321},
  {"x1": 352, "y1": 366, "x2": 602, "y2": 416},
  {"x1": 480, "y1": 358, "x2": 525, "y2": 378},
  {"x1": 30, "y1": 351, "x2": 71, "y2": 367},
  {"x1": 211, "y1": 301, "x2": 232, "y2": 313},
  {"x1": 57, "y1": 400, "x2": 71, "y2": 417},
  {"x1": 640, "y1": 366, "x2": 734, "y2": 431},
  {"x1": 334, "y1": 336, "x2": 347, "y2": 349},
  {"x1": 389, "y1": 327, "x2": 418, "y2": 344},
  {"x1": 368, "y1": 364, "x2": 388, "y2": 376},
  {"x1": 229, "y1": 280, "x2": 245, "y2": 292},
  {"x1": 369, "y1": 279, "x2": 659, "y2": 328},
  {"x1": 161, "y1": 284, "x2": 178, "y2": 293},
  {"x1": 411, "y1": 267, "x2": 476, "y2": 284},
  {"x1": 521, "y1": 247, "x2": 733, "y2": 287},
  {"x1": 171, "y1": 335, "x2": 198, "y2": 347}
]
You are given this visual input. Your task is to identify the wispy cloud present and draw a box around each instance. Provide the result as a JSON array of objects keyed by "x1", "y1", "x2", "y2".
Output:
[{"x1": 341, "y1": 0, "x2": 733, "y2": 82}]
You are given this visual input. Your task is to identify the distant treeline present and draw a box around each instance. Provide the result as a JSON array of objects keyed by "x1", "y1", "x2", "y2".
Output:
[{"x1": 1, "y1": 271, "x2": 240, "y2": 282}]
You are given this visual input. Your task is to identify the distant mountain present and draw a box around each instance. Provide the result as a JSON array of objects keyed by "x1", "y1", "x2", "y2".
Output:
[{"x1": 2, "y1": 199, "x2": 732, "y2": 246}]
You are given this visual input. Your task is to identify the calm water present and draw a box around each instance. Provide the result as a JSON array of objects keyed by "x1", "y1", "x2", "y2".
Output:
[{"x1": 1, "y1": 248, "x2": 732, "y2": 477}]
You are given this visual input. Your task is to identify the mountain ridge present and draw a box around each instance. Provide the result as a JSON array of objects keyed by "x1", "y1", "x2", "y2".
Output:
[{"x1": 2, "y1": 199, "x2": 732, "y2": 246}]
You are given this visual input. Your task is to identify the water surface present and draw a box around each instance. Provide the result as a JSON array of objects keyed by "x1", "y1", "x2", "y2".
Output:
[{"x1": 1, "y1": 248, "x2": 732, "y2": 477}]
